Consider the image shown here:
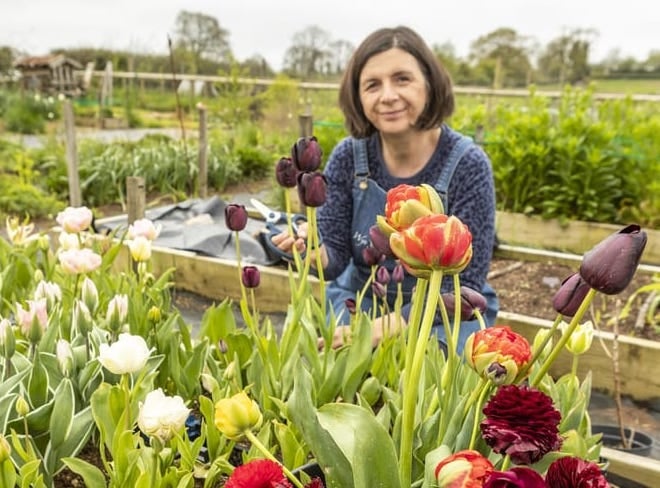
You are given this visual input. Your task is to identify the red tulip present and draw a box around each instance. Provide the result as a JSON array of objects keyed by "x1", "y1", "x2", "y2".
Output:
[
  {"x1": 434, "y1": 449, "x2": 494, "y2": 488},
  {"x1": 376, "y1": 183, "x2": 445, "y2": 236},
  {"x1": 225, "y1": 204, "x2": 248, "y2": 232},
  {"x1": 291, "y1": 136, "x2": 323, "y2": 172},
  {"x1": 465, "y1": 326, "x2": 531, "y2": 384},
  {"x1": 483, "y1": 467, "x2": 546, "y2": 487},
  {"x1": 241, "y1": 266, "x2": 261, "y2": 288},
  {"x1": 579, "y1": 224, "x2": 647, "y2": 295},
  {"x1": 297, "y1": 171, "x2": 327, "y2": 207}
]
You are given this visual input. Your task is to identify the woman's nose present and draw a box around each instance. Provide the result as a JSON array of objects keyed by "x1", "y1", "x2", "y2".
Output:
[{"x1": 380, "y1": 82, "x2": 399, "y2": 102}]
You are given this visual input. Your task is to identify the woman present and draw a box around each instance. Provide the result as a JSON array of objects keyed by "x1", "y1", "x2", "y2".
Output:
[{"x1": 273, "y1": 26, "x2": 498, "y2": 352}]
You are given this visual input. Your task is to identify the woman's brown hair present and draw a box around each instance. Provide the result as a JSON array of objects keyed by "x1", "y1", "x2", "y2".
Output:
[{"x1": 338, "y1": 26, "x2": 455, "y2": 138}]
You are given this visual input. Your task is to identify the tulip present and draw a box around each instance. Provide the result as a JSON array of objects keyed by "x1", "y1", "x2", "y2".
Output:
[
  {"x1": 552, "y1": 272, "x2": 592, "y2": 317},
  {"x1": 241, "y1": 265, "x2": 261, "y2": 288},
  {"x1": 73, "y1": 300, "x2": 93, "y2": 335},
  {"x1": 15, "y1": 396, "x2": 30, "y2": 417},
  {"x1": 392, "y1": 263, "x2": 405, "y2": 284},
  {"x1": 483, "y1": 467, "x2": 546, "y2": 488},
  {"x1": 16, "y1": 299, "x2": 48, "y2": 340},
  {"x1": 465, "y1": 326, "x2": 532, "y2": 385},
  {"x1": 129, "y1": 236, "x2": 152, "y2": 262},
  {"x1": 376, "y1": 183, "x2": 444, "y2": 236},
  {"x1": 56, "y1": 206, "x2": 93, "y2": 233},
  {"x1": 214, "y1": 391, "x2": 263, "y2": 440},
  {"x1": 275, "y1": 156, "x2": 299, "y2": 188},
  {"x1": 559, "y1": 320, "x2": 594, "y2": 355},
  {"x1": 147, "y1": 306, "x2": 162, "y2": 323},
  {"x1": 127, "y1": 218, "x2": 161, "y2": 241},
  {"x1": 56, "y1": 339, "x2": 74, "y2": 377},
  {"x1": 6, "y1": 217, "x2": 36, "y2": 246},
  {"x1": 531, "y1": 329, "x2": 553, "y2": 360},
  {"x1": 224, "y1": 204, "x2": 248, "y2": 232},
  {"x1": 389, "y1": 214, "x2": 472, "y2": 277},
  {"x1": 376, "y1": 266, "x2": 391, "y2": 285},
  {"x1": 58, "y1": 231, "x2": 80, "y2": 250},
  {"x1": 441, "y1": 286, "x2": 487, "y2": 321},
  {"x1": 545, "y1": 456, "x2": 609, "y2": 488},
  {"x1": 81, "y1": 277, "x2": 99, "y2": 314},
  {"x1": 434, "y1": 450, "x2": 493, "y2": 488},
  {"x1": 297, "y1": 171, "x2": 327, "y2": 207},
  {"x1": 369, "y1": 224, "x2": 394, "y2": 258},
  {"x1": 0, "y1": 434, "x2": 10, "y2": 464},
  {"x1": 0, "y1": 318, "x2": 15, "y2": 359},
  {"x1": 372, "y1": 281, "x2": 387, "y2": 299},
  {"x1": 291, "y1": 135, "x2": 323, "y2": 172},
  {"x1": 137, "y1": 388, "x2": 190, "y2": 443},
  {"x1": 98, "y1": 333, "x2": 151, "y2": 375},
  {"x1": 362, "y1": 246, "x2": 384, "y2": 267},
  {"x1": 344, "y1": 298, "x2": 357, "y2": 315},
  {"x1": 34, "y1": 280, "x2": 62, "y2": 310},
  {"x1": 579, "y1": 224, "x2": 647, "y2": 295},
  {"x1": 106, "y1": 294, "x2": 129, "y2": 333},
  {"x1": 58, "y1": 248, "x2": 102, "y2": 274}
]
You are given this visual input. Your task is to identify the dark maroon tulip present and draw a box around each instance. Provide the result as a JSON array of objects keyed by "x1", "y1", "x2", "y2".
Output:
[
  {"x1": 344, "y1": 298, "x2": 357, "y2": 315},
  {"x1": 441, "y1": 286, "x2": 487, "y2": 321},
  {"x1": 369, "y1": 225, "x2": 394, "y2": 258},
  {"x1": 483, "y1": 467, "x2": 546, "y2": 488},
  {"x1": 552, "y1": 273, "x2": 592, "y2": 317},
  {"x1": 579, "y1": 224, "x2": 647, "y2": 295},
  {"x1": 275, "y1": 156, "x2": 298, "y2": 188},
  {"x1": 297, "y1": 171, "x2": 327, "y2": 207},
  {"x1": 291, "y1": 136, "x2": 323, "y2": 172},
  {"x1": 372, "y1": 281, "x2": 387, "y2": 299},
  {"x1": 224, "y1": 204, "x2": 248, "y2": 232},
  {"x1": 241, "y1": 265, "x2": 261, "y2": 288},
  {"x1": 545, "y1": 456, "x2": 608, "y2": 488},
  {"x1": 391, "y1": 263, "x2": 405, "y2": 284},
  {"x1": 376, "y1": 266, "x2": 391, "y2": 285},
  {"x1": 362, "y1": 246, "x2": 384, "y2": 267}
]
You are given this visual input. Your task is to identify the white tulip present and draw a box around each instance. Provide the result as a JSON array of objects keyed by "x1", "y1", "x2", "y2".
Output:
[
  {"x1": 137, "y1": 388, "x2": 190, "y2": 443},
  {"x1": 129, "y1": 236, "x2": 152, "y2": 262},
  {"x1": 98, "y1": 333, "x2": 150, "y2": 375}
]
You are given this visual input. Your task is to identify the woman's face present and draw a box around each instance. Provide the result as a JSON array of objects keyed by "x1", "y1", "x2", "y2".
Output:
[{"x1": 358, "y1": 48, "x2": 428, "y2": 137}]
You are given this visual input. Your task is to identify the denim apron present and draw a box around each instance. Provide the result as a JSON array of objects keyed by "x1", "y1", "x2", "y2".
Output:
[{"x1": 326, "y1": 136, "x2": 499, "y2": 353}]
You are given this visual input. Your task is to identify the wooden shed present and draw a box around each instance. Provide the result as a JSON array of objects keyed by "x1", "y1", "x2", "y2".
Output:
[{"x1": 13, "y1": 54, "x2": 84, "y2": 96}]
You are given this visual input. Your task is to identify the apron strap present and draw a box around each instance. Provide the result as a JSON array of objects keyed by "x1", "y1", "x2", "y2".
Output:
[{"x1": 434, "y1": 135, "x2": 474, "y2": 211}]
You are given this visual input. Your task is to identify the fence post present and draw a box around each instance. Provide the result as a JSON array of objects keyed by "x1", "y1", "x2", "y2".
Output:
[
  {"x1": 197, "y1": 103, "x2": 208, "y2": 198},
  {"x1": 298, "y1": 112, "x2": 313, "y2": 138},
  {"x1": 474, "y1": 124, "x2": 485, "y2": 146},
  {"x1": 63, "y1": 99, "x2": 81, "y2": 207},
  {"x1": 126, "y1": 176, "x2": 146, "y2": 225}
]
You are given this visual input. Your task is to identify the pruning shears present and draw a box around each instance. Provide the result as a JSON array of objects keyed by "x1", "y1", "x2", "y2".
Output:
[{"x1": 250, "y1": 198, "x2": 307, "y2": 262}]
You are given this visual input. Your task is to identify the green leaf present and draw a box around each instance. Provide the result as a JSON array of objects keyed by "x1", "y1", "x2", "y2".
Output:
[
  {"x1": 28, "y1": 353, "x2": 49, "y2": 407},
  {"x1": 49, "y1": 378, "x2": 75, "y2": 450},
  {"x1": 198, "y1": 300, "x2": 236, "y2": 344},
  {"x1": 0, "y1": 459, "x2": 17, "y2": 488},
  {"x1": 341, "y1": 314, "x2": 374, "y2": 401},
  {"x1": 62, "y1": 457, "x2": 107, "y2": 488}
]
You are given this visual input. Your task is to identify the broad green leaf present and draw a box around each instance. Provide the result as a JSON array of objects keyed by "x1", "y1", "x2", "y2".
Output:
[
  {"x1": 0, "y1": 459, "x2": 17, "y2": 488},
  {"x1": 62, "y1": 457, "x2": 107, "y2": 488},
  {"x1": 199, "y1": 300, "x2": 236, "y2": 344},
  {"x1": 48, "y1": 378, "x2": 75, "y2": 450}
]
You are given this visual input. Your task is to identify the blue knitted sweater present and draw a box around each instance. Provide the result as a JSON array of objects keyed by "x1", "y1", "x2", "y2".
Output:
[{"x1": 317, "y1": 124, "x2": 496, "y2": 295}]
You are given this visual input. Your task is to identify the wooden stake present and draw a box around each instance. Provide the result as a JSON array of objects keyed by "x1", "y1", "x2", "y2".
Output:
[
  {"x1": 62, "y1": 99, "x2": 81, "y2": 207},
  {"x1": 197, "y1": 104, "x2": 208, "y2": 198}
]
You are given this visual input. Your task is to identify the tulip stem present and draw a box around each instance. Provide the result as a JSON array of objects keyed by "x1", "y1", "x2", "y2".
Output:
[
  {"x1": 122, "y1": 373, "x2": 132, "y2": 433},
  {"x1": 531, "y1": 289, "x2": 597, "y2": 387},
  {"x1": 234, "y1": 231, "x2": 249, "y2": 315},
  {"x1": 244, "y1": 431, "x2": 305, "y2": 488},
  {"x1": 399, "y1": 270, "x2": 442, "y2": 488},
  {"x1": 516, "y1": 315, "x2": 563, "y2": 382},
  {"x1": 468, "y1": 379, "x2": 493, "y2": 450}
]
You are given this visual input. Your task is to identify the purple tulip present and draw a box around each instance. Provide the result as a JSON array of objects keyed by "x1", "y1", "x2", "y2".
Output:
[
  {"x1": 579, "y1": 224, "x2": 647, "y2": 295},
  {"x1": 376, "y1": 266, "x2": 391, "y2": 285},
  {"x1": 483, "y1": 467, "x2": 546, "y2": 488},
  {"x1": 368, "y1": 225, "x2": 394, "y2": 258},
  {"x1": 291, "y1": 136, "x2": 323, "y2": 172},
  {"x1": 362, "y1": 246, "x2": 384, "y2": 267},
  {"x1": 344, "y1": 298, "x2": 357, "y2": 315},
  {"x1": 441, "y1": 286, "x2": 487, "y2": 320},
  {"x1": 241, "y1": 266, "x2": 261, "y2": 288},
  {"x1": 224, "y1": 204, "x2": 248, "y2": 232},
  {"x1": 275, "y1": 156, "x2": 298, "y2": 188},
  {"x1": 552, "y1": 272, "x2": 592, "y2": 316},
  {"x1": 392, "y1": 263, "x2": 405, "y2": 284},
  {"x1": 297, "y1": 171, "x2": 327, "y2": 207},
  {"x1": 372, "y1": 281, "x2": 387, "y2": 299}
]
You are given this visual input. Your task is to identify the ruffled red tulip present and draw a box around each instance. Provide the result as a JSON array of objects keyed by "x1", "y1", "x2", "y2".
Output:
[
  {"x1": 579, "y1": 224, "x2": 647, "y2": 295},
  {"x1": 297, "y1": 171, "x2": 327, "y2": 207},
  {"x1": 275, "y1": 156, "x2": 298, "y2": 188},
  {"x1": 483, "y1": 467, "x2": 546, "y2": 487},
  {"x1": 481, "y1": 385, "x2": 562, "y2": 465},
  {"x1": 552, "y1": 273, "x2": 592, "y2": 317},
  {"x1": 390, "y1": 214, "x2": 472, "y2": 278},
  {"x1": 465, "y1": 326, "x2": 532, "y2": 384},
  {"x1": 362, "y1": 246, "x2": 384, "y2": 267},
  {"x1": 369, "y1": 224, "x2": 395, "y2": 258},
  {"x1": 434, "y1": 449, "x2": 494, "y2": 488},
  {"x1": 376, "y1": 183, "x2": 445, "y2": 236},
  {"x1": 441, "y1": 286, "x2": 488, "y2": 321},
  {"x1": 241, "y1": 266, "x2": 261, "y2": 288},
  {"x1": 225, "y1": 459, "x2": 291, "y2": 488},
  {"x1": 291, "y1": 136, "x2": 323, "y2": 172},
  {"x1": 545, "y1": 456, "x2": 608, "y2": 488},
  {"x1": 225, "y1": 204, "x2": 248, "y2": 232}
]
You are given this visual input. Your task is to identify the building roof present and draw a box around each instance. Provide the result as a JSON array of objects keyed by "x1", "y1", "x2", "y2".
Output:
[{"x1": 13, "y1": 54, "x2": 83, "y2": 70}]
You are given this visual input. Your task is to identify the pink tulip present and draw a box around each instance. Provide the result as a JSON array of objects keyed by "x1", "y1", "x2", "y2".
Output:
[
  {"x1": 56, "y1": 206, "x2": 94, "y2": 233},
  {"x1": 58, "y1": 248, "x2": 103, "y2": 274}
]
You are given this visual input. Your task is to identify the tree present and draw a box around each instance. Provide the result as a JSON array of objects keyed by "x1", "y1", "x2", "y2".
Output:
[
  {"x1": 0, "y1": 46, "x2": 16, "y2": 76},
  {"x1": 537, "y1": 28, "x2": 598, "y2": 84},
  {"x1": 326, "y1": 39, "x2": 354, "y2": 76},
  {"x1": 282, "y1": 25, "x2": 333, "y2": 78},
  {"x1": 468, "y1": 28, "x2": 534, "y2": 87},
  {"x1": 172, "y1": 10, "x2": 232, "y2": 73}
]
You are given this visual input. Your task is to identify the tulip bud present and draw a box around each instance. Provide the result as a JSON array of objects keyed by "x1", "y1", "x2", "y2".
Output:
[
  {"x1": 275, "y1": 156, "x2": 298, "y2": 188},
  {"x1": 344, "y1": 298, "x2": 357, "y2": 315},
  {"x1": 435, "y1": 450, "x2": 493, "y2": 488},
  {"x1": 0, "y1": 434, "x2": 10, "y2": 464},
  {"x1": 579, "y1": 224, "x2": 647, "y2": 295},
  {"x1": 296, "y1": 171, "x2": 327, "y2": 207},
  {"x1": 368, "y1": 225, "x2": 394, "y2": 258},
  {"x1": 362, "y1": 246, "x2": 384, "y2": 267},
  {"x1": 81, "y1": 277, "x2": 99, "y2": 314},
  {"x1": 56, "y1": 339, "x2": 74, "y2": 377},
  {"x1": 376, "y1": 266, "x2": 391, "y2": 285},
  {"x1": 147, "y1": 306, "x2": 162, "y2": 323},
  {"x1": 441, "y1": 286, "x2": 487, "y2": 321},
  {"x1": 560, "y1": 320, "x2": 594, "y2": 355},
  {"x1": 0, "y1": 318, "x2": 15, "y2": 359},
  {"x1": 371, "y1": 281, "x2": 387, "y2": 299},
  {"x1": 106, "y1": 294, "x2": 129, "y2": 333},
  {"x1": 214, "y1": 391, "x2": 263, "y2": 440},
  {"x1": 128, "y1": 236, "x2": 152, "y2": 262},
  {"x1": 224, "y1": 204, "x2": 248, "y2": 232},
  {"x1": 359, "y1": 376, "x2": 381, "y2": 405},
  {"x1": 241, "y1": 265, "x2": 261, "y2": 288},
  {"x1": 15, "y1": 395, "x2": 30, "y2": 417},
  {"x1": 531, "y1": 329, "x2": 553, "y2": 360},
  {"x1": 291, "y1": 136, "x2": 323, "y2": 172},
  {"x1": 392, "y1": 263, "x2": 405, "y2": 284},
  {"x1": 74, "y1": 300, "x2": 93, "y2": 335},
  {"x1": 201, "y1": 373, "x2": 220, "y2": 394},
  {"x1": 552, "y1": 273, "x2": 592, "y2": 317}
]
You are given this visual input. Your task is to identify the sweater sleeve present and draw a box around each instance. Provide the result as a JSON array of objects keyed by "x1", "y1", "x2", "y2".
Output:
[
  {"x1": 316, "y1": 138, "x2": 355, "y2": 281},
  {"x1": 443, "y1": 144, "x2": 496, "y2": 294}
]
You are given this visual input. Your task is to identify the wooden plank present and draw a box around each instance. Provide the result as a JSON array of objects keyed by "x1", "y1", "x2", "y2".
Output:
[
  {"x1": 496, "y1": 211, "x2": 660, "y2": 265},
  {"x1": 601, "y1": 446, "x2": 660, "y2": 487},
  {"x1": 499, "y1": 311, "x2": 660, "y2": 401}
]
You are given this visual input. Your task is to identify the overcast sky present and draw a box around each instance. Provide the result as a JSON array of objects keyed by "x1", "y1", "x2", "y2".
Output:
[{"x1": 1, "y1": 0, "x2": 658, "y2": 70}]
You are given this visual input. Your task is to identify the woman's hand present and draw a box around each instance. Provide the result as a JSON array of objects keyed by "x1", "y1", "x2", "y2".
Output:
[
  {"x1": 317, "y1": 314, "x2": 406, "y2": 350},
  {"x1": 270, "y1": 221, "x2": 308, "y2": 255}
]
